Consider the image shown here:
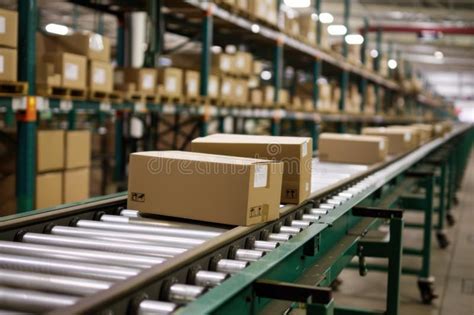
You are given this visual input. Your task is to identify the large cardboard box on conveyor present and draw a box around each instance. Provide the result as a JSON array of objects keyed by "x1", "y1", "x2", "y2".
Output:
[
  {"x1": 192, "y1": 134, "x2": 312, "y2": 204},
  {"x1": 387, "y1": 125, "x2": 422, "y2": 148},
  {"x1": 318, "y1": 133, "x2": 388, "y2": 165},
  {"x1": 127, "y1": 151, "x2": 284, "y2": 226},
  {"x1": 362, "y1": 127, "x2": 414, "y2": 155}
]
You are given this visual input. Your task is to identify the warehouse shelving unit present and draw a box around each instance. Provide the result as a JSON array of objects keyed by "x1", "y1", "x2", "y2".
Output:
[{"x1": 0, "y1": 0, "x2": 455, "y2": 213}]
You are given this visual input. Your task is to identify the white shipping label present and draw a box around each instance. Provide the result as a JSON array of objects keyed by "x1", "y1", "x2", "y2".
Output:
[
  {"x1": 222, "y1": 82, "x2": 231, "y2": 95},
  {"x1": 166, "y1": 77, "x2": 177, "y2": 93},
  {"x1": 64, "y1": 63, "x2": 79, "y2": 81},
  {"x1": 302, "y1": 141, "x2": 308, "y2": 157},
  {"x1": 221, "y1": 58, "x2": 230, "y2": 71},
  {"x1": 93, "y1": 68, "x2": 106, "y2": 84},
  {"x1": 254, "y1": 164, "x2": 268, "y2": 188},
  {"x1": 379, "y1": 140, "x2": 385, "y2": 151},
  {"x1": 0, "y1": 55, "x2": 4, "y2": 73},
  {"x1": 209, "y1": 80, "x2": 218, "y2": 95},
  {"x1": 0, "y1": 17, "x2": 5, "y2": 33},
  {"x1": 142, "y1": 74, "x2": 154, "y2": 89},
  {"x1": 236, "y1": 56, "x2": 245, "y2": 69},
  {"x1": 188, "y1": 79, "x2": 197, "y2": 94},
  {"x1": 404, "y1": 132, "x2": 411, "y2": 142},
  {"x1": 89, "y1": 34, "x2": 105, "y2": 51}
]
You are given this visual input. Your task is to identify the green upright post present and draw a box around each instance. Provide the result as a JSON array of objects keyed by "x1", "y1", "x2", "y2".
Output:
[
  {"x1": 16, "y1": 0, "x2": 37, "y2": 213},
  {"x1": 271, "y1": 40, "x2": 283, "y2": 136},
  {"x1": 144, "y1": 0, "x2": 162, "y2": 68},
  {"x1": 311, "y1": 0, "x2": 322, "y2": 150},
  {"x1": 374, "y1": 28, "x2": 382, "y2": 114},
  {"x1": 437, "y1": 162, "x2": 447, "y2": 230},
  {"x1": 199, "y1": 7, "x2": 213, "y2": 136},
  {"x1": 421, "y1": 175, "x2": 434, "y2": 279},
  {"x1": 359, "y1": 18, "x2": 368, "y2": 114},
  {"x1": 114, "y1": 14, "x2": 126, "y2": 182},
  {"x1": 337, "y1": 0, "x2": 350, "y2": 133}
]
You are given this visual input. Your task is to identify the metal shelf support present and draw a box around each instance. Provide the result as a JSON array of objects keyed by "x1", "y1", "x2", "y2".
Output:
[{"x1": 337, "y1": 0, "x2": 350, "y2": 133}]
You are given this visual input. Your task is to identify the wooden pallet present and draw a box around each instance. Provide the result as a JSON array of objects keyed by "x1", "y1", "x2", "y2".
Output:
[
  {"x1": 37, "y1": 85, "x2": 86, "y2": 100},
  {"x1": 88, "y1": 90, "x2": 124, "y2": 103},
  {"x1": 184, "y1": 95, "x2": 202, "y2": 106},
  {"x1": 159, "y1": 94, "x2": 183, "y2": 104},
  {"x1": 0, "y1": 81, "x2": 28, "y2": 96}
]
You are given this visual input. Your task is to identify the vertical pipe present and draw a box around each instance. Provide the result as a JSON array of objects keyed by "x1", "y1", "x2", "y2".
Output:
[
  {"x1": 144, "y1": 0, "x2": 161, "y2": 68},
  {"x1": 337, "y1": 0, "x2": 350, "y2": 133},
  {"x1": 312, "y1": 0, "x2": 322, "y2": 150},
  {"x1": 16, "y1": 0, "x2": 37, "y2": 213},
  {"x1": 199, "y1": 6, "x2": 213, "y2": 137},
  {"x1": 374, "y1": 28, "x2": 382, "y2": 114},
  {"x1": 359, "y1": 18, "x2": 368, "y2": 114}
]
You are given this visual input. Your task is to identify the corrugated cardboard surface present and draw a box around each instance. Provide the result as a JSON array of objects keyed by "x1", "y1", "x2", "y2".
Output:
[
  {"x1": 158, "y1": 67, "x2": 183, "y2": 96},
  {"x1": 54, "y1": 32, "x2": 111, "y2": 62},
  {"x1": 184, "y1": 70, "x2": 200, "y2": 97},
  {"x1": 115, "y1": 68, "x2": 157, "y2": 93},
  {"x1": 88, "y1": 60, "x2": 113, "y2": 92},
  {"x1": 387, "y1": 126, "x2": 422, "y2": 148},
  {"x1": 36, "y1": 172, "x2": 63, "y2": 209},
  {"x1": 63, "y1": 168, "x2": 90, "y2": 203},
  {"x1": 42, "y1": 52, "x2": 87, "y2": 89},
  {"x1": 0, "y1": 48, "x2": 17, "y2": 81},
  {"x1": 127, "y1": 151, "x2": 283, "y2": 226},
  {"x1": 65, "y1": 130, "x2": 91, "y2": 169},
  {"x1": 362, "y1": 127, "x2": 413, "y2": 155},
  {"x1": 318, "y1": 133, "x2": 388, "y2": 165},
  {"x1": 0, "y1": 8, "x2": 17, "y2": 48},
  {"x1": 192, "y1": 134, "x2": 312, "y2": 204},
  {"x1": 37, "y1": 130, "x2": 65, "y2": 172}
]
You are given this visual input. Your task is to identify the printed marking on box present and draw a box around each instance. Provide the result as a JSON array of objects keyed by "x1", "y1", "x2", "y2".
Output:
[{"x1": 65, "y1": 63, "x2": 79, "y2": 81}]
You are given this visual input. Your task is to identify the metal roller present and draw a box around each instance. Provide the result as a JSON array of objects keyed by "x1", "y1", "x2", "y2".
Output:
[
  {"x1": 253, "y1": 240, "x2": 279, "y2": 252},
  {"x1": 301, "y1": 214, "x2": 320, "y2": 222},
  {"x1": 279, "y1": 226, "x2": 302, "y2": 235},
  {"x1": 0, "y1": 287, "x2": 78, "y2": 313},
  {"x1": 326, "y1": 199, "x2": 342, "y2": 205},
  {"x1": 215, "y1": 259, "x2": 249, "y2": 274},
  {"x1": 50, "y1": 226, "x2": 204, "y2": 249},
  {"x1": 0, "y1": 240, "x2": 165, "y2": 269},
  {"x1": 0, "y1": 269, "x2": 112, "y2": 296},
  {"x1": 234, "y1": 249, "x2": 265, "y2": 262},
  {"x1": 167, "y1": 284, "x2": 206, "y2": 303},
  {"x1": 75, "y1": 220, "x2": 221, "y2": 239},
  {"x1": 138, "y1": 300, "x2": 179, "y2": 315},
  {"x1": 0, "y1": 254, "x2": 139, "y2": 282},
  {"x1": 120, "y1": 209, "x2": 141, "y2": 218},
  {"x1": 338, "y1": 192, "x2": 353, "y2": 198},
  {"x1": 331, "y1": 195, "x2": 348, "y2": 201},
  {"x1": 267, "y1": 233, "x2": 292, "y2": 242},
  {"x1": 22, "y1": 233, "x2": 186, "y2": 258},
  {"x1": 103, "y1": 214, "x2": 227, "y2": 233},
  {"x1": 290, "y1": 220, "x2": 312, "y2": 228},
  {"x1": 310, "y1": 208, "x2": 329, "y2": 215},
  {"x1": 319, "y1": 203, "x2": 335, "y2": 209},
  {"x1": 193, "y1": 270, "x2": 229, "y2": 287}
]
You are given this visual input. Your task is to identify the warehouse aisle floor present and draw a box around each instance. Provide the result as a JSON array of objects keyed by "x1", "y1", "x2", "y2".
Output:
[{"x1": 333, "y1": 150, "x2": 474, "y2": 315}]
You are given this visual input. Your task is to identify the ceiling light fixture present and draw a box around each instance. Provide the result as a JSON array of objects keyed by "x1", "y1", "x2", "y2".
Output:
[
  {"x1": 370, "y1": 49, "x2": 379, "y2": 58},
  {"x1": 345, "y1": 34, "x2": 364, "y2": 45},
  {"x1": 318, "y1": 12, "x2": 334, "y2": 24},
  {"x1": 327, "y1": 24, "x2": 347, "y2": 36},
  {"x1": 388, "y1": 59, "x2": 398, "y2": 69},
  {"x1": 283, "y1": 0, "x2": 310, "y2": 8},
  {"x1": 434, "y1": 51, "x2": 444, "y2": 59},
  {"x1": 45, "y1": 23, "x2": 70, "y2": 35}
]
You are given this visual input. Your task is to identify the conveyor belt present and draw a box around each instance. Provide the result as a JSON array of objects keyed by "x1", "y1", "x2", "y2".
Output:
[{"x1": 0, "y1": 125, "x2": 470, "y2": 314}]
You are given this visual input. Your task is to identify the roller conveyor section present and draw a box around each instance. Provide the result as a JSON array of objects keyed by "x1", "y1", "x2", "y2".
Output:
[
  {"x1": 0, "y1": 270, "x2": 112, "y2": 296},
  {"x1": 0, "y1": 240, "x2": 166, "y2": 269},
  {"x1": 0, "y1": 126, "x2": 469, "y2": 314},
  {"x1": 0, "y1": 287, "x2": 78, "y2": 313},
  {"x1": 49, "y1": 226, "x2": 206, "y2": 248}
]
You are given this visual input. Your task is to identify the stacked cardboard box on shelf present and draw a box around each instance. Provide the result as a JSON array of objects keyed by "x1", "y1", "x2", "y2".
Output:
[
  {"x1": 0, "y1": 8, "x2": 18, "y2": 82},
  {"x1": 157, "y1": 67, "x2": 183, "y2": 99},
  {"x1": 248, "y1": 0, "x2": 278, "y2": 26},
  {"x1": 36, "y1": 130, "x2": 91, "y2": 209},
  {"x1": 114, "y1": 67, "x2": 157, "y2": 97}
]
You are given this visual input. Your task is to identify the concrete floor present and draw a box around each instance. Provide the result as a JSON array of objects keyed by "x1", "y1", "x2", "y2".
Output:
[{"x1": 333, "y1": 151, "x2": 474, "y2": 315}]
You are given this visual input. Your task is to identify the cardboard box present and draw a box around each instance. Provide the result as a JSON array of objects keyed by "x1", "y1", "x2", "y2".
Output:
[
  {"x1": 208, "y1": 75, "x2": 219, "y2": 98},
  {"x1": 63, "y1": 168, "x2": 90, "y2": 203},
  {"x1": 127, "y1": 151, "x2": 283, "y2": 226},
  {"x1": 37, "y1": 130, "x2": 65, "y2": 172},
  {"x1": 212, "y1": 53, "x2": 234, "y2": 74},
  {"x1": 0, "y1": 8, "x2": 17, "y2": 48},
  {"x1": 36, "y1": 172, "x2": 63, "y2": 209},
  {"x1": 387, "y1": 126, "x2": 421, "y2": 148},
  {"x1": 411, "y1": 124, "x2": 433, "y2": 143},
  {"x1": 184, "y1": 70, "x2": 200, "y2": 97},
  {"x1": 41, "y1": 52, "x2": 87, "y2": 89},
  {"x1": 220, "y1": 76, "x2": 234, "y2": 102},
  {"x1": 279, "y1": 89, "x2": 289, "y2": 104},
  {"x1": 319, "y1": 133, "x2": 388, "y2": 165},
  {"x1": 158, "y1": 67, "x2": 183, "y2": 97},
  {"x1": 0, "y1": 48, "x2": 17, "y2": 81},
  {"x1": 88, "y1": 60, "x2": 113, "y2": 92},
  {"x1": 298, "y1": 14, "x2": 316, "y2": 45},
  {"x1": 234, "y1": 52, "x2": 253, "y2": 75},
  {"x1": 250, "y1": 89, "x2": 263, "y2": 105},
  {"x1": 263, "y1": 86, "x2": 274, "y2": 106},
  {"x1": 234, "y1": 79, "x2": 248, "y2": 103},
  {"x1": 362, "y1": 127, "x2": 413, "y2": 155},
  {"x1": 65, "y1": 130, "x2": 91, "y2": 169},
  {"x1": 114, "y1": 68, "x2": 156, "y2": 94},
  {"x1": 54, "y1": 32, "x2": 110, "y2": 62},
  {"x1": 192, "y1": 134, "x2": 312, "y2": 204},
  {"x1": 253, "y1": 60, "x2": 264, "y2": 75},
  {"x1": 236, "y1": 0, "x2": 248, "y2": 10}
]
